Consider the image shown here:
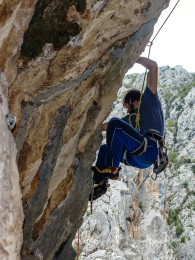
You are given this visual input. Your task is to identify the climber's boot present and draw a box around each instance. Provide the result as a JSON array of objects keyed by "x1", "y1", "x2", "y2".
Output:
[{"x1": 91, "y1": 166, "x2": 121, "y2": 180}]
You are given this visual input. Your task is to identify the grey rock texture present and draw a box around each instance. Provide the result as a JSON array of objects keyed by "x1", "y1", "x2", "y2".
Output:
[
  {"x1": 77, "y1": 66, "x2": 195, "y2": 259},
  {"x1": 75, "y1": 169, "x2": 174, "y2": 260},
  {"x1": 0, "y1": 71, "x2": 24, "y2": 259},
  {"x1": 0, "y1": 0, "x2": 171, "y2": 259}
]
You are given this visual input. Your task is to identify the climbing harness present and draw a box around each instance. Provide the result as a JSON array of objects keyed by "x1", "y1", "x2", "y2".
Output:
[
  {"x1": 77, "y1": 3, "x2": 181, "y2": 258},
  {"x1": 152, "y1": 140, "x2": 169, "y2": 179},
  {"x1": 145, "y1": 132, "x2": 169, "y2": 179},
  {"x1": 128, "y1": 0, "x2": 181, "y2": 179}
]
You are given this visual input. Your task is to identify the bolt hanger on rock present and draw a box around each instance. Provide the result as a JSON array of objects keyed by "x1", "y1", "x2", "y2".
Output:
[{"x1": 6, "y1": 113, "x2": 16, "y2": 130}]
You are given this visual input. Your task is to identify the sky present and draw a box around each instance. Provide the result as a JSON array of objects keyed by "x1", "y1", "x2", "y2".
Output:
[{"x1": 129, "y1": 0, "x2": 195, "y2": 74}]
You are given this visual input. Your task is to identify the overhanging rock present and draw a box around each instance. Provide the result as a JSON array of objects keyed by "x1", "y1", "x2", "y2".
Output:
[{"x1": 0, "y1": 0, "x2": 170, "y2": 259}]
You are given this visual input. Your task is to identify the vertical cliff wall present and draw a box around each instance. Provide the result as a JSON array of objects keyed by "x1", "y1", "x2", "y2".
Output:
[
  {"x1": 0, "y1": 0, "x2": 170, "y2": 259},
  {"x1": 76, "y1": 168, "x2": 174, "y2": 260},
  {"x1": 76, "y1": 67, "x2": 195, "y2": 260},
  {"x1": 0, "y1": 72, "x2": 24, "y2": 260}
]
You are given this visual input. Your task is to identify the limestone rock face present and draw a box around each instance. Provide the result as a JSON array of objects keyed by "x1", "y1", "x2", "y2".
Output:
[
  {"x1": 0, "y1": 0, "x2": 170, "y2": 259},
  {"x1": 0, "y1": 71, "x2": 24, "y2": 259},
  {"x1": 75, "y1": 168, "x2": 174, "y2": 260},
  {"x1": 77, "y1": 67, "x2": 195, "y2": 259},
  {"x1": 0, "y1": 0, "x2": 38, "y2": 84}
]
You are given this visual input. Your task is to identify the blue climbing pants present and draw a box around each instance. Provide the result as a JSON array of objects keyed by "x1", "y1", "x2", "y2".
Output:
[{"x1": 96, "y1": 117, "x2": 158, "y2": 169}]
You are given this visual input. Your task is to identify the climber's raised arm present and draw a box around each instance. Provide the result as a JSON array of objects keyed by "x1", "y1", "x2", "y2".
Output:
[{"x1": 136, "y1": 57, "x2": 158, "y2": 95}]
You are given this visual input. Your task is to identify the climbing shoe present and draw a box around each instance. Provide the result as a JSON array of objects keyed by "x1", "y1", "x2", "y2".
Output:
[
  {"x1": 91, "y1": 166, "x2": 121, "y2": 180},
  {"x1": 89, "y1": 181, "x2": 110, "y2": 201}
]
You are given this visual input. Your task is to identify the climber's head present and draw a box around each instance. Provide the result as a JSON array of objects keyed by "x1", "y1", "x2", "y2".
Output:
[{"x1": 123, "y1": 88, "x2": 141, "y2": 114}]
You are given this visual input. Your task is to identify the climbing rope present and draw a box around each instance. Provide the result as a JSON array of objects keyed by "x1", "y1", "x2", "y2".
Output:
[
  {"x1": 90, "y1": 182, "x2": 94, "y2": 214},
  {"x1": 77, "y1": 229, "x2": 80, "y2": 260},
  {"x1": 77, "y1": 180, "x2": 94, "y2": 259},
  {"x1": 76, "y1": 4, "x2": 182, "y2": 258},
  {"x1": 129, "y1": 0, "x2": 181, "y2": 130},
  {"x1": 90, "y1": 172, "x2": 95, "y2": 214},
  {"x1": 151, "y1": 0, "x2": 181, "y2": 44}
]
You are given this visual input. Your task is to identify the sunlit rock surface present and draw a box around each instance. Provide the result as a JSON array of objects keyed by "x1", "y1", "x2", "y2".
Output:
[
  {"x1": 76, "y1": 168, "x2": 174, "y2": 260},
  {"x1": 0, "y1": 0, "x2": 170, "y2": 259},
  {"x1": 0, "y1": 72, "x2": 24, "y2": 259},
  {"x1": 77, "y1": 66, "x2": 195, "y2": 259}
]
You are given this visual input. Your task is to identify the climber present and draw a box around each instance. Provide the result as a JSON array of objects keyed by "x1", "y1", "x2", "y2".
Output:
[{"x1": 91, "y1": 56, "x2": 167, "y2": 186}]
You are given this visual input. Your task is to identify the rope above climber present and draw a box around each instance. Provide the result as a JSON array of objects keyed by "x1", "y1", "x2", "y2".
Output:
[
  {"x1": 90, "y1": 57, "x2": 168, "y2": 200},
  {"x1": 88, "y1": 0, "x2": 183, "y2": 200}
]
